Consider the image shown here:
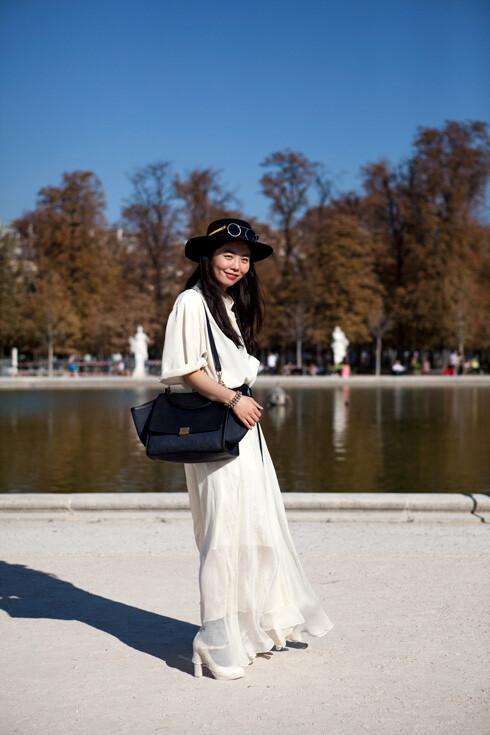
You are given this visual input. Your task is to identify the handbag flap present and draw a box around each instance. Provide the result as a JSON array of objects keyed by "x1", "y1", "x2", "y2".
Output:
[{"x1": 148, "y1": 391, "x2": 227, "y2": 434}]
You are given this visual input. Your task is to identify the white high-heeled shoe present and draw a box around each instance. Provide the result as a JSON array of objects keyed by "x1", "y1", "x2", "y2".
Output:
[{"x1": 192, "y1": 641, "x2": 245, "y2": 681}]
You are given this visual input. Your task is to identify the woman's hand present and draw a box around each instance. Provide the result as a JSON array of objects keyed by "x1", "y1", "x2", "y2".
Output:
[
  {"x1": 182, "y1": 370, "x2": 262, "y2": 430},
  {"x1": 232, "y1": 395, "x2": 263, "y2": 430}
]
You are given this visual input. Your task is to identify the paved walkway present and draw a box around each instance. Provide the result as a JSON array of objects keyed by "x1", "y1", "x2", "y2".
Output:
[{"x1": 1, "y1": 500, "x2": 489, "y2": 734}]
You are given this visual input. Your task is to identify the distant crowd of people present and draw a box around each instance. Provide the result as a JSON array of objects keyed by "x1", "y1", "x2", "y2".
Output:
[
  {"x1": 441, "y1": 350, "x2": 481, "y2": 376},
  {"x1": 259, "y1": 349, "x2": 485, "y2": 377},
  {"x1": 65, "y1": 349, "x2": 485, "y2": 378},
  {"x1": 392, "y1": 350, "x2": 483, "y2": 376}
]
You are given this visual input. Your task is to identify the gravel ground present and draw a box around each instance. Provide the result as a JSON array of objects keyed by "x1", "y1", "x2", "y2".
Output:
[{"x1": 0, "y1": 517, "x2": 489, "y2": 735}]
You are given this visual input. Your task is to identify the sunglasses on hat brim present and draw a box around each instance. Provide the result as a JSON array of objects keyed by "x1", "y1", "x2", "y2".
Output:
[{"x1": 208, "y1": 223, "x2": 259, "y2": 242}]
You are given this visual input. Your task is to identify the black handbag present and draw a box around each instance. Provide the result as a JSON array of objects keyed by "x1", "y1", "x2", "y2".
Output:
[{"x1": 130, "y1": 308, "x2": 251, "y2": 463}]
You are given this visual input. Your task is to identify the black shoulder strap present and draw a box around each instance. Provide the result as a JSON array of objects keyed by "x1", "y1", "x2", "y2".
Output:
[
  {"x1": 257, "y1": 422, "x2": 264, "y2": 462},
  {"x1": 204, "y1": 308, "x2": 222, "y2": 374},
  {"x1": 204, "y1": 303, "x2": 263, "y2": 461}
]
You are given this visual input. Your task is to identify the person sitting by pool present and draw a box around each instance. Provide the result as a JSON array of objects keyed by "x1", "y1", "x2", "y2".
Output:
[
  {"x1": 340, "y1": 362, "x2": 351, "y2": 378},
  {"x1": 391, "y1": 359, "x2": 406, "y2": 375}
]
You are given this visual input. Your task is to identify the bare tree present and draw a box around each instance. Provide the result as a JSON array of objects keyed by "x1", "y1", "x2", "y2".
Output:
[
  {"x1": 122, "y1": 162, "x2": 179, "y2": 305},
  {"x1": 314, "y1": 163, "x2": 333, "y2": 210},
  {"x1": 175, "y1": 167, "x2": 234, "y2": 239},
  {"x1": 260, "y1": 150, "x2": 318, "y2": 368},
  {"x1": 260, "y1": 149, "x2": 317, "y2": 263}
]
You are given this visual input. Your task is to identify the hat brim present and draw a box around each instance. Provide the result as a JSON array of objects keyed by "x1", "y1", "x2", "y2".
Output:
[{"x1": 185, "y1": 235, "x2": 273, "y2": 263}]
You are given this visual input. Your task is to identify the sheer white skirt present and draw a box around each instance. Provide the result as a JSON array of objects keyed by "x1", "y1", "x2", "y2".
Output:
[{"x1": 184, "y1": 424, "x2": 334, "y2": 669}]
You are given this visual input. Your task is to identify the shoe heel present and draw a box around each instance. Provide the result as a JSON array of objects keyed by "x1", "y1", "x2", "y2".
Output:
[
  {"x1": 193, "y1": 662, "x2": 203, "y2": 678},
  {"x1": 192, "y1": 640, "x2": 245, "y2": 680},
  {"x1": 192, "y1": 651, "x2": 203, "y2": 678}
]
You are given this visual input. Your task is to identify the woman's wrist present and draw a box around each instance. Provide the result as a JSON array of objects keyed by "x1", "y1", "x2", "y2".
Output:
[
  {"x1": 223, "y1": 388, "x2": 235, "y2": 406},
  {"x1": 224, "y1": 390, "x2": 242, "y2": 408}
]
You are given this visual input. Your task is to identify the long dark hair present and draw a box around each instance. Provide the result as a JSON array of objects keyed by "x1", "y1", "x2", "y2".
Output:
[{"x1": 185, "y1": 254, "x2": 264, "y2": 353}]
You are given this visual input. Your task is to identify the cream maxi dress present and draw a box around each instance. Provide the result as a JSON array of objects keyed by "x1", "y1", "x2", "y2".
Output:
[{"x1": 160, "y1": 284, "x2": 333, "y2": 668}]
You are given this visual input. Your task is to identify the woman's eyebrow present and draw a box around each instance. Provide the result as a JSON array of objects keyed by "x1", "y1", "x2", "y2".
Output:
[{"x1": 223, "y1": 249, "x2": 250, "y2": 257}]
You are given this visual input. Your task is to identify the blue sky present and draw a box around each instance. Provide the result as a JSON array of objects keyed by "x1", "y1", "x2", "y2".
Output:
[{"x1": 1, "y1": 0, "x2": 489, "y2": 226}]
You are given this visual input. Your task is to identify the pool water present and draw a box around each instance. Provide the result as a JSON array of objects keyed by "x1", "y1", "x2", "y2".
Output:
[{"x1": 0, "y1": 386, "x2": 489, "y2": 493}]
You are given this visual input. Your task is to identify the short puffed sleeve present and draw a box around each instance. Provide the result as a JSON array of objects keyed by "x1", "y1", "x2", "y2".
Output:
[{"x1": 159, "y1": 289, "x2": 208, "y2": 385}]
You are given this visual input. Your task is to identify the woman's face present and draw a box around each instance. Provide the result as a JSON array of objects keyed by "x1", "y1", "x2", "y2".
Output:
[{"x1": 211, "y1": 242, "x2": 251, "y2": 292}]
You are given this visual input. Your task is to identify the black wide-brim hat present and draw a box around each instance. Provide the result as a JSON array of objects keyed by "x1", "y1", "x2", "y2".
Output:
[{"x1": 185, "y1": 218, "x2": 273, "y2": 263}]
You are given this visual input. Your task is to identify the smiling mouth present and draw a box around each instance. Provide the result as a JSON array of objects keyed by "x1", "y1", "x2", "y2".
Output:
[{"x1": 225, "y1": 273, "x2": 238, "y2": 279}]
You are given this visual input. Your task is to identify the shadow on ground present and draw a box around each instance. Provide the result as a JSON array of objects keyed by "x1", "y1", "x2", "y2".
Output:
[{"x1": 0, "y1": 561, "x2": 198, "y2": 675}]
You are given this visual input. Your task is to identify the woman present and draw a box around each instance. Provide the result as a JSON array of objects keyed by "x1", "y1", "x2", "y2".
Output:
[{"x1": 160, "y1": 218, "x2": 333, "y2": 680}]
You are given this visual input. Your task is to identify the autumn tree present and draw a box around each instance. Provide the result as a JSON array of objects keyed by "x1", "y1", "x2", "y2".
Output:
[
  {"x1": 302, "y1": 205, "x2": 382, "y2": 355},
  {"x1": 15, "y1": 171, "x2": 123, "y2": 358},
  {"x1": 121, "y1": 162, "x2": 181, "y2": 353},
  {"x1": 468, "y1": 224, "x2": 490, "y2": 348},
  {"x1": 368, "y1": 308, "x2": 395, "y2": 376},
  {"x1": 404, "y1": 120, "x2": 490, "y2": 351},
  {"x1": 103, "y1": 226, "x2": 157, "y2": 354},
  {"x1": 22, "y1": 268, "x2": 80, "y2": 374},
  {"x1": 362, "y1": 120, "x2": 490, "y2": 352},
  {"x1": 0, "y1": 230, "x2": 23, "y2": 356},
  {"x1": 260, "y1": 150, "x2": 321, "y2": 365}
]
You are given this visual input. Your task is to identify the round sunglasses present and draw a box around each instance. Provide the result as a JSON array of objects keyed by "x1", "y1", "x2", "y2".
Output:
[{"x1": 208, "y1": 223, "x2": 259, "y2": 242}]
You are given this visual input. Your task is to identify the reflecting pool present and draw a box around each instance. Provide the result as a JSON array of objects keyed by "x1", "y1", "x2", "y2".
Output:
[{"x1": 0, "y1": 385, "x2": 489, "y2": 493}]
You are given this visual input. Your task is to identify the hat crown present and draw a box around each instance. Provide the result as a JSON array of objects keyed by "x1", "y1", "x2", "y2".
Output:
[{"x1": 206, "y1": 218, "x2": 252, "y2": 238}]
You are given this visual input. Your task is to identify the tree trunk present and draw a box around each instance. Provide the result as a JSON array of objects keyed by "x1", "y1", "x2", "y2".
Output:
[
  {"x1": 457, "y1": 300, "x2": 464, "y2": 355},
  {"x1": 48, "y1": 340, "x2": 54, "y2": 377},
  {"x1": 375, "y1": 334, "x2": 382, "y2": 376},
  {"x1": 296, "y1": 338, "x2": 302, "y2": 370},
  {"x1": 316, "y1": 343, "x2": 322, "y2": 366}
]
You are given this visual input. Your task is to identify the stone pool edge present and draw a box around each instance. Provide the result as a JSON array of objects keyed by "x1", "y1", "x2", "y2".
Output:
[
  {"x1": 1, "y1": 492, "x2": 488, "y2": 522},
  {"x1": 1, "y1": 375, "x2": 490, "y2": 389}
]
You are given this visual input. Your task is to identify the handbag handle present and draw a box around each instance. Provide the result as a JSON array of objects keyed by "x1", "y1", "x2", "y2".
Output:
[{"x1": 164, "y1": 391, "x2": 213, "y2": 409}]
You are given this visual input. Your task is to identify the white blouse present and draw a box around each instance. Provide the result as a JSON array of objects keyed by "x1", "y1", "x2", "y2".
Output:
[{"x1": 160, "y1": 285, "x2": 260, "y2": 390}]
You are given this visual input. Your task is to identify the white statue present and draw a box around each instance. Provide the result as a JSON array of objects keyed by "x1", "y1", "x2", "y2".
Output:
[
  {"x1": 11, "y1": 347, "x2": 18, "y2": 377},
  {"x1": 331, "y1": 326, "x2": 349, "y2": 366},
  {"x1": 129, "y1": 326, "x2": 149, "y2": 378}
]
